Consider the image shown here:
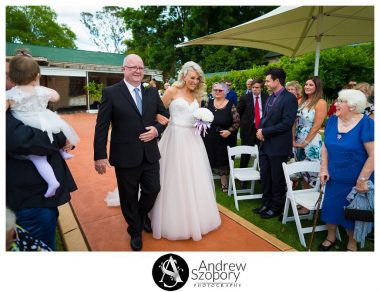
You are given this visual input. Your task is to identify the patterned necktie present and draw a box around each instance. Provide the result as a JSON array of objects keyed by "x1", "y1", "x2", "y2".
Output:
[
  {"x1": 134, "y1": 87, "x2": 142, "y2": 114},
  {"x1": 254, "y1": 95, "x2": 260, "y2": 129}
]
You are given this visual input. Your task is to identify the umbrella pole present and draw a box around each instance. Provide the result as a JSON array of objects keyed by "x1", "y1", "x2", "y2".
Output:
[
  {"x1": 308, "y1": 185, "x2": 324, "y2": 251},
  {"x1": 314, "y1": 7, "x2": 324, "y2": 76},
  {"x1": 314, "y1": 41, "x2": 321, "y2": 76}
]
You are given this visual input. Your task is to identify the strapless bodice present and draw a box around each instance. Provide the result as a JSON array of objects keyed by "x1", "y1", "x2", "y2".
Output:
[{"x1": 169, "y1": 97, "x2": 198, "y2": 127}]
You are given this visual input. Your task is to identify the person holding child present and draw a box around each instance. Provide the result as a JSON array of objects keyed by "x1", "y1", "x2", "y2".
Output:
[
  {"x1": 6, "y1": 49, "x2": 79, "y2": 198},
  {"x1": 6, "y1": 50, "x2": 77, "y2": 250}
]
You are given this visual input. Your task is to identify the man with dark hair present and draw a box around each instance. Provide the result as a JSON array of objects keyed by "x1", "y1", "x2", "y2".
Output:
[
  {"x1": 237, "y1": 78, "x2": 268, "y2": 173},
  {"x1": 253, "y1": 68, "x2": 298, "y2": 219}
]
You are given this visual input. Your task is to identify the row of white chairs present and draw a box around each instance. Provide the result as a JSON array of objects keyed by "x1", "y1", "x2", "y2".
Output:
[{"x1": 225, "y1": 145, "x2": 339, "y2": 248}]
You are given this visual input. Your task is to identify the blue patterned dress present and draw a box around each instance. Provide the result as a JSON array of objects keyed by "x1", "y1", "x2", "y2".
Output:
[
  {"x1": 293, "y1": 105, "x2": 323, "y2": 185},
  {"x1": 321, "y1": 115, "x2": 374, "y2": 230}
]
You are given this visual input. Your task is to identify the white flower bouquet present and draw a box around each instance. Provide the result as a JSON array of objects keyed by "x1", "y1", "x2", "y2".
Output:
[{"x1": 193, "y1": 108, "x2": 214, "y2": 137}]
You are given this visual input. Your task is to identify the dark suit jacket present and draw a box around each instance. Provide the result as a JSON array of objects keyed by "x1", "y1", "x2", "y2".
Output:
[
  {"x1": 6, "y1": 112, "x2": 77, "y2": 211},
  {"x1": 259, "y1": 89, "x2": 298, "y2": 157},
  {"x1": 237, "y1": 92, "x2": 268, "y2": 144},
  {"x1": 93, "y1": 81, "x2": 169, "y2": 168}
]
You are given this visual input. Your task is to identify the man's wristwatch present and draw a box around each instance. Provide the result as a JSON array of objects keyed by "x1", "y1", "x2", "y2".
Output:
[{"x1": 358, "y1": 176, "x2": 368, "y2": 181}]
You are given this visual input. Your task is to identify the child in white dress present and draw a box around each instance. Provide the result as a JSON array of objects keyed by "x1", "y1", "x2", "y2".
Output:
[{"x1": 6, "y1": 50, "x2": 79, "y2": 198}]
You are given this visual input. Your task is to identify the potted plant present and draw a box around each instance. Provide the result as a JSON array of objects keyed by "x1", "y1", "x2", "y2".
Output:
[{"x1": 84, "y1": 81, "x2": 104, "y2": 111}]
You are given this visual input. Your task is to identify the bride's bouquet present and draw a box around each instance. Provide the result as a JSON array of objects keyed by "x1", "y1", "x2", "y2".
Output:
[{"x1": 193, "y1": 108, "x2": 214, "y2": 137}]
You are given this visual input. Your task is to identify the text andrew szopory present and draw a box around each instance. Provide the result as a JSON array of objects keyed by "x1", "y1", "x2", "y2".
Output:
[{"x1": 191, "y1": 260, "x2": 247, "y2": 283}]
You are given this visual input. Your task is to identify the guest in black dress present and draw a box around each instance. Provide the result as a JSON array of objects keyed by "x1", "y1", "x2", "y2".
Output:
[{"x1": 204, "y1": 82, "x2": 240, "y2": 192}]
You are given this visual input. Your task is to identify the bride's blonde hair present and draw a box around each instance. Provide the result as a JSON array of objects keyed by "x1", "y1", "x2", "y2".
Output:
[{"x1": 172, "y1": 61, "x2": 207, "y2": 103}]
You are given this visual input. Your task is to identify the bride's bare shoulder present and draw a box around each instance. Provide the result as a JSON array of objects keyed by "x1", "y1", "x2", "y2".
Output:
[
  {"x1": 162, "y1": 86, "x2": 178, "y2": 107},
  {"x1": 166, "y1": 86, "x2": 179, "y2": 97}
]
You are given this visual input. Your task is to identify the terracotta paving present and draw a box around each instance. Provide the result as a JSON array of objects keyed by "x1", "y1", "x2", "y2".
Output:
[{"x1": 61, "y1": 113, "x2": 286, "y2": 252}]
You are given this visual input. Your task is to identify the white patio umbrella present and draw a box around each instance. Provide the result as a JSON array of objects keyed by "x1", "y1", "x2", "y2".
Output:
[{"x1": 176, "y1": 6, "x2": 374, "y2": 76}]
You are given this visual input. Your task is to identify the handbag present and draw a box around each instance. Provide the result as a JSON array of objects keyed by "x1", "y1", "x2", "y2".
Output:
[
  {"x1": 344, "y1": 207, "x2": 374, "y2": 222},
  {"x1": 344, "y1": 192, "x2": 374, "y2": 222}
]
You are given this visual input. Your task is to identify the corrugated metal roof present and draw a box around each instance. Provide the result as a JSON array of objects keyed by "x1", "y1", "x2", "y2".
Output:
[{"x1": 6, "y1": 42, "x2": 125, "y2": 66}]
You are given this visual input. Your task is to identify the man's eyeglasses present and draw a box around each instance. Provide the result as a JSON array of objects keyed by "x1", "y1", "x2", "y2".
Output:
[
  {"x1": 226, "y1": 84, "x2": 231, "y2": 86},
  {"x1": 123, "y1": 65, "x2": 145, "y2": 72},
  {"x1": 213, "y1": 89, "x2": 224, "y2": 93}
]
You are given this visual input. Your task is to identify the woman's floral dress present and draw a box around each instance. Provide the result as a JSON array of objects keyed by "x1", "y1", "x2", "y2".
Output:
[{"x1": 293, "y1": 105, "x2": 323, "y2": 186}]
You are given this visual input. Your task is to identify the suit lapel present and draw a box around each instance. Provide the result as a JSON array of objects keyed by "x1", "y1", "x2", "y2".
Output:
[
  {"x1": 118, "y1": 81, "x2": 141, "y2": 116},
  {"x1": 247, "y1": 93, "x2": 254, "y2": 115},
  {"x1": 265, "y1": 91, "x2": 284, "y2": 121},
  {"x1": 261, "y1": 94, "x2": 268, "y2": 113},
  {"x1": 141, "y1": 85, "x2": 148, "y2": 116}
]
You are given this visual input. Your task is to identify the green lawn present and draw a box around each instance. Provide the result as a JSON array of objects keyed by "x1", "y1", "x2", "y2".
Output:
[
  {"x1": 214, "y1": 164, "x2": 374, "y2": 252},
  {"x1": 56, "y1": 227, "x2": 65, "y2": 251}
]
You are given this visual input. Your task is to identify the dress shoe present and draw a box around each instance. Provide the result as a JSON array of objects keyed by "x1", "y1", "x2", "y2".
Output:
[
  {"x1": 130, "y1": 236, "x2": 142, "y2": 251},
  {"x1": 318, "y1": 238, "x2": 336, "y2": 251},
  {"x1": 260, "y1": 209, "x2": 281, "y2": 219},
  {"x1": 142, "y1": 215, "x2": 152, "y2": 233},
  {"x1": 252, "y1": 205, "x2": 269, "y2": 214}
]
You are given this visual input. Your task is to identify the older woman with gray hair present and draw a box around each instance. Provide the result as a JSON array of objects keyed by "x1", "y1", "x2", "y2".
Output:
[
  {"x1": 6, "y1": 207, "x2": 52, "y2": 251},
  {"x1": 203, "y1": 82, "x2": 240, "y2": 192},
  {"x1": 319, "y1": 89, "x2": 374, "y2": 251}
]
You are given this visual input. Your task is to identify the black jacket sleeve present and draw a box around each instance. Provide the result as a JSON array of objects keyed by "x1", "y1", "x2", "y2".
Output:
[{"x1": 6, "y1": 111, "x2": 66, "y2": 156}]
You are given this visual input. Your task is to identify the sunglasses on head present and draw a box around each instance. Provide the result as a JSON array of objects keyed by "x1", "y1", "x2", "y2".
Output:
[{"x1": 336, "y1": 97, "x2": 347, "y2": 103}]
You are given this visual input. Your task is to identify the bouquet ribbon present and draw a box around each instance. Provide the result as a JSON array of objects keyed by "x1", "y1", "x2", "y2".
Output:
[{"x1": 194, "y1": 119, "x2": 211, "y2": 137}]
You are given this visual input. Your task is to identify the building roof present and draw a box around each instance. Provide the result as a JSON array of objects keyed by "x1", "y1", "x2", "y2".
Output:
[
  {"x1": 6, "y1": 42, "x2": 124, "y2": 66},
  {"x1": 6, "y1": 42, "x2": 162, "y2": 79}
]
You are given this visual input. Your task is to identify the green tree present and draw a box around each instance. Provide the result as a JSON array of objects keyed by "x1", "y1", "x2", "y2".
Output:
[
  {"x1": 122, "y1": 6, "x2": 185, "y2": 78},
  {"x1": 204, "y1": 43, "x2": 374, "y2": 100},
  {"x1": 121, "y1": 6, "x2": 275, "y2": 78},
  {"x1": 81, "y1": 6, "x2": 127, "y2": 53},
  {"x1": 6, "y1": 6, "x2": 76, "y2": 48},
  {"x1": 279, "y1": 43, "x2": 374, "y2": 99}
]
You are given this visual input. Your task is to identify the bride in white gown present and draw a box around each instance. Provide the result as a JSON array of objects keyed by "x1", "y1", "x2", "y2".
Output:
[
  {"x1": 105, "y1": 61, "x2": 221, "y2": 241},
  {"x1": 150, "y1": 61, "x2": 221, "y2": 241}
]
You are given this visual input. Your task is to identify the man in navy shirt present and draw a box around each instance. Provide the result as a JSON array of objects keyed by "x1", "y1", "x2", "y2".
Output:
[
  {"x1": 254, "y1": 68, "x2": 298, "y2": 219},
  {"x1": 225, "y1": 80, "x2": 238, "y2": 106}
]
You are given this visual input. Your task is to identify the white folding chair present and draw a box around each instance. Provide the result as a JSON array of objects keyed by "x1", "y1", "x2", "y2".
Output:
[
  {"x1": 282, "y1": 161, "x2": 340, "y2": 247},
  {"x1": 227, "y1": 145, "x2": 261, "y2": 211}
]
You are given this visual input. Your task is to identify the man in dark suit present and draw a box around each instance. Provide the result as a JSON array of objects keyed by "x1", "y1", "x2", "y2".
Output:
[
  {"x1": 93, "y1": 54, "x2": 168, "y2": 251},
  {"x1": 254, "y1": 68, "x2": 298, "y2": 219},
  {"x1": 237, "y1": 78, "x2": 268, "y2": 171},
  {"x1": 6, "y1": 59, "x2": 77, "y2": 250},
  {"x1": 7, "y1": 112, "x2": 77, "y2": 250}
]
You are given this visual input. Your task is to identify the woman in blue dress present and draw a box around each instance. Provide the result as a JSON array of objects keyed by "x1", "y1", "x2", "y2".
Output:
[{"x1": 319, "y1": 89, "x2": 374, "y2": 251}]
